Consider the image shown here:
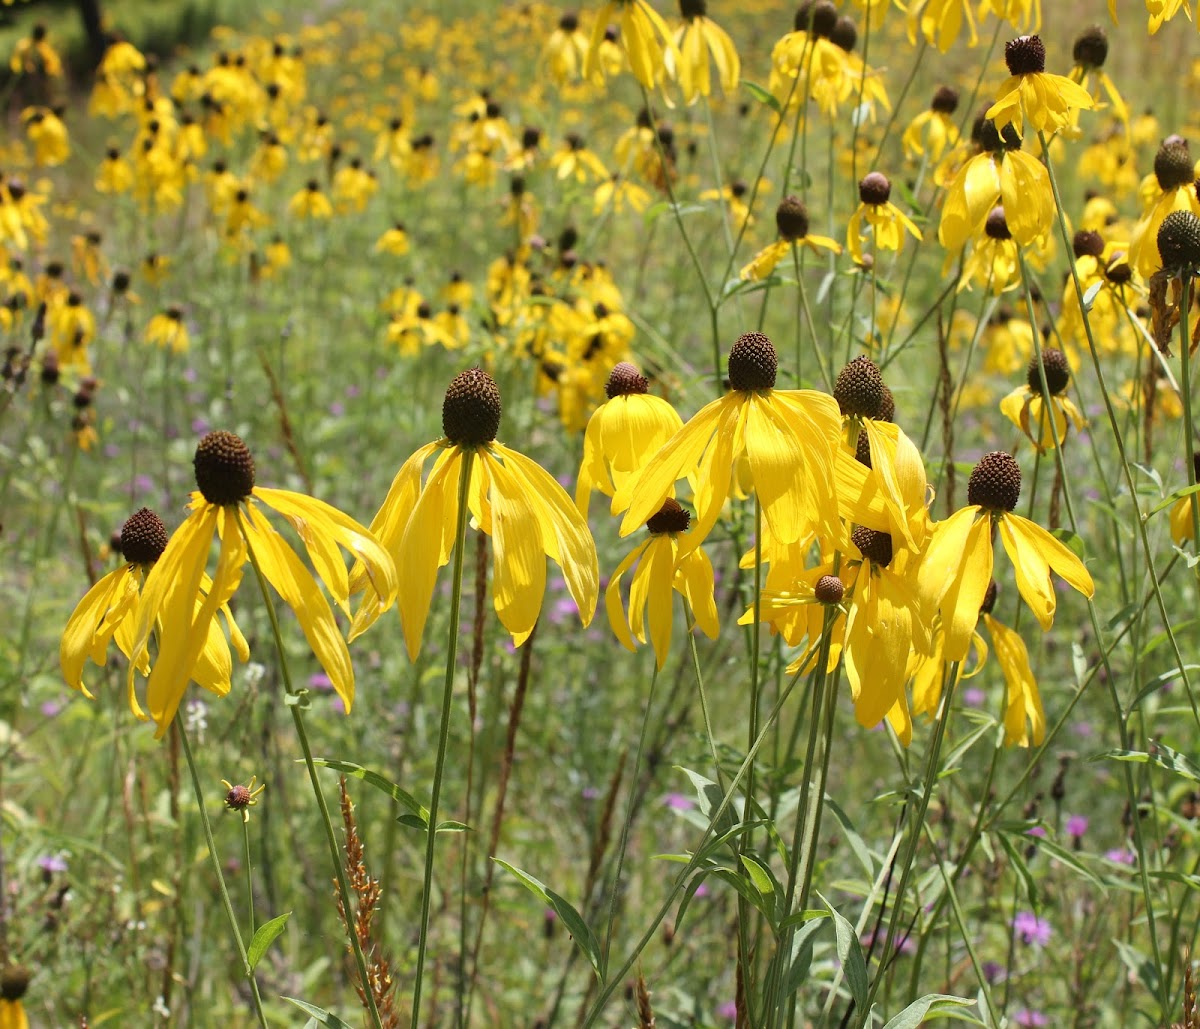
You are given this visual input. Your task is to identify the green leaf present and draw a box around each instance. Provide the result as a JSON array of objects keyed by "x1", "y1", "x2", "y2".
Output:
[
  {"x1": 739, "y1": 854, "x2": 776, "y2": 896},
  {"x1": 1034, "y1": 837, "x2": 1103, "y2": 889},
  {"x1": 882, "y1": 994, "x2": 979, "y2": 1028},
  {"x1": 781, "y1": 916, "x2": 828, "y2": 999},
  {"x1": 313, "y1": 759, "x2": 429, "y2": 827},
  {"x1": 247, "y1": 911, "x2": 291, "y2": 970},
  {"x1": 820, "y1": 893, "x2": 868, "y2": 1014},
  {"x1": 711, "y1": 868, "x2": 776, "y2": 923},
  {"x1": 996, "y1": 831, "x2": 1038, "y2": 908},
  {"x1": 1098, "y1": 742, "x2": 1200, "y2": 783},
  {"x1": 493, "y1": 859, "x2": 604, "y2": 978},
  {"x1": 742, "y1": 79, "x2": 782, "y2": 114},
  {"x1": 677, "y1": 766, "x2": 738, "y2": 839},
  {"x1": 1148, "y1": 481, "x2": 1200, "y2": 517},
  {"x1": 281, "y1": 998, "x2": 356, "y2": 1028}
]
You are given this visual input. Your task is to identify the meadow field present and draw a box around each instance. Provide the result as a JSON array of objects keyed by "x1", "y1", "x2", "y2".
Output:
[{"x1": 4, "y1": 0, "x2": 1200, "y2": 1025}]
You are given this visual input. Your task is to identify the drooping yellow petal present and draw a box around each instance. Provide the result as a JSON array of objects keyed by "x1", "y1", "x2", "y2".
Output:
[
  {"x1": 677, "y1": 547, "x2": 719, "y2": 640},
  {"x1": 242, "y1": 502, "x2": 355, "y2": 711},
  {"x1": 605, "y1": 539, "x2": 650, "y2": 653},
  {"x1": 393, "y1": 447, "x2": 462, "y2": 661},
  {"x1": 919, "y1": 507, "x2": 993, "y2": 662},
  {"x1": 618, "y1": 395, "x2": 730, "y2": 534},
  {"x1": 60, "y1": 564, "x2": 137, "y2": 697},
  {"x1": 493, "y1": 444, "x2": 599, "y2": 627},
  {"x1": 485, "y1": 451, "x2": 548, "y2": 648},
  {"x1": 999, "y1": 512, "x2": 1093, "y2": 630},
  {"x1": 985, "y1": 613, "x2": 1045, "y2": 747},
  {"x1": 744, "y1": 394, "x2": 808, "y2": 545}
]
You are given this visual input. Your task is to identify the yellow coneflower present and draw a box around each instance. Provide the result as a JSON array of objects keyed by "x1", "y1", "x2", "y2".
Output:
[
  {"x1": 61, "y1": 509, "x2": 246, "y2": 721},
  {"x1": 666, "y1": 0, "x2": 740, "y2": 104},
  {"x1": 130, "y1": 432, "x2": 397, "y2": 736},
  {"x1": 846, "y1": 172, "x2": 922, "y2": 266},
  {"x1": 542, "y1": 10, "x2": 590, "y2": 86},
  {"x1": 958, "y1": 206, "x2": 1022, "y2": 293},
  {"x1": 901, "y1": 85, "x2": 961, "y2": 161},
  {"x1": 740, "y1": 196, "x2": 841, "y2": 281},
  {"x1": 585, "y1": 0, "x2": 679, "y2": 89},
  {"x1": 0, "y1": 965, "x2": 31, "y2": 1029},
  {"x1": 576, "y1": 361, "x2": 684, "y2": 514},
  {"x1": 907, "y1": 0, "x2": 978, "y2": 53},
  {"x1": 22, "y1": 107, "x2": 69, "y2": 167},
  {"x1": 919, "y1": 452, "x2": 1093, "y2": 662},
  {"x1": 374, "y1": 221, "x2": 410, "y2": 256},
  {"x1": 95, "y1": 146, "x2": 133, "y2": 194},
  {"x1": 606, "y1": 498, "x2": 718, "y2": 668},
  {"x1": 550, "y1": 133, "x2": 609, "y2": 183},
  {"x1": 616, "y1": 332, "x2": 844, "y2": 554},
  {"x1": 349, "y1": 369, "x2": 598, "y2": 658},
  {"x1": 985, "y1": 35, "x2": 1094, "y2": 139},
  {"x1": 145, "y1": 307, "x2": 189, "y2": 353},
  {"x1": 1000, "y1": 348, "x2": 1085, "y2": 452},
  {"x1": 10, "y1": 24, "x2": 63, "y2": 77},
  {"x1": 288, "y1": 179, "x2": 334, "y2": 219},
  {"x1": 938, "y1": 118, "x2": 1052, "y2": 250}
]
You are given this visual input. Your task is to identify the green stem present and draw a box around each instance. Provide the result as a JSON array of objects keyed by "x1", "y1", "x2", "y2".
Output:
[
  {"x1": 177, "y1": 723, "x2": 269, "y2": 1029},
  {"x1": 242, "y1": 817, "x2": 256, "y2": 937},
  {"x1": 1177, "y1": 274, "x2": 1200, "y2": 555},
  {"x1": 237, "y1": 514, "x2": 383, "y2": 1029},
  {"x1": 410, "y1": 448, "x2": 475, "y2": 1029}
]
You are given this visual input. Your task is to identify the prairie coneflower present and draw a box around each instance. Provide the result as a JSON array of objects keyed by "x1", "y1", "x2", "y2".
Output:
[
  {"x1": 585, "y1": 0, "x2": 679, "y2": 89},
  {"x1": 0, "y1": 965, "x2": 30, "y2": 1029},
  {"x1": 985, "y1": 35, "x2": 1094, "y2": 139},
  {"x1": 958, "y1": 206, "x2": 1022, "y2": 294},
  {"x1": 349, "y1": 369, "x2": 599, "y2": 658},
  {"x1": 130, "y1": 432, "x2": 397, "y2": 736},
  {"x1": 1068, "y1": 26, "x2": 1127, "y2": 132},
  {"x1": 144, "y1": 307, "x2": 189, "y2": 353},
  {"x1": 846, "y1": 172, "x2": 922, "y2": 266},
  {"x1": 1169, "y1": 453, "x2": 1200, "y2": 548},
  {"x1": 907, "y1": 0, "x2": 978, "y2": 53},
  {"x1": 1000, "y1": 348, "x2": 1085, "y2": 451},
  {"x1": 901, "y1": 85, "x2": 961, "y2": 161},
  {"x1": 61, "y1": 508, "x2": 246, "y2": 720},
  {"x1": 740, "y1": 196, "x2": 841, "y2": 281},
  {"x1": 1128, "y1": 136, "x2": 1200, "y2": 277},
  {"x1": 606, "y1": 498, "x2": 718, "y2": 668},
  {"x1": 938, "y1": 119, "x2": 1052, "y2": 249},
  {"x1": 615, "y1": 332, "x2": 843, "y2": 554},
  {"x1": 288, "y1": 179, "x2": 334, "y2": 219},
  {"x1": 666, "y1": 0, "x2": 740, "y2": 104},
  {"x1": 576, "y1": 361, "x2": 684, "y2": 515},
  {"x1": 919, "y1": 452, "x2": 1094, "y2": 662},
  {"x1": 835, "y1": 356, "x2": 929, "y2": 551},
  {"x1": 543, "y1": 11, "x2": 590, "y2": 86}
]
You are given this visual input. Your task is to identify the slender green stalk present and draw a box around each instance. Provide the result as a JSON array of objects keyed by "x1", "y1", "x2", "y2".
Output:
[
  {"x1": 237, "y1": 514, "x2": 383, "y2": 1029},
  {"x1": 242, "y1": 817, "x2": 256, "y2": 937},
  {"x1": 861, "y1": 661, "x2": 961, "y2": 1018},
  {"x1": 410, "y1": 448, "x2": 475, "y2": 1029},
  {"x1": 177, "y1": 723, "x2": 269, "y2": 1029}
]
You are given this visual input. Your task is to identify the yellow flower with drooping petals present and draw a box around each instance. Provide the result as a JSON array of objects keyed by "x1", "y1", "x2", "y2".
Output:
[
  {"x1": 350, "y1": 369, "x2": 598, "y2": 659},
  {"x1": 985, "y1": 35, "x2": 1094, "y2": 140},
  {"x1": 999, "y1": 348, "x2": 1085, "y2": 452},
  {"x1": 846, "y1": 172, "x2": 922, "y2": 266},
  {"x1": 606, "y1": 498, "x2": 718, "y2": 669},
  {"x1": 919, "y1": 452, "x2": 1093, "y2": 662},
  {"x1": 741, "y1": 196, "x2": 841, "y2": 281},
  {"x1": 576, "y1": 362, "x2": 684, "y2": 515},
  {"x1": 585, "y1": 0, "x2": 679, "y2": 89},
  {"x1": 145, "y1": 307, "x2": 190, "y2": 354},
  {"x1": 61, "y1": 508, "x2": 245, "y2": 721},
  {"x1": 666, "y1": 0, "x2": 739, "y2": 104},
  {"x1": 130, "y1": 432, "x2": 396, "y2": 737},
  {"x1": 902, "y1": 85, "x2": 962, "y2": 162},
  {"x1": 616, "y1": 332, "x2": 843, "y2": 556}
]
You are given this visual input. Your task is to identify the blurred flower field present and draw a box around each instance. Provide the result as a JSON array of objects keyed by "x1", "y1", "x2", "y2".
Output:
[{"x1": 4, "y1": 0, "x2": 1200, "y2": 1025}]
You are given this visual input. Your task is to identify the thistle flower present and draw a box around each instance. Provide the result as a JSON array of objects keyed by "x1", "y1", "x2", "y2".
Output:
[
  {"x1": 130, "y1": 433, "x2": 396, "y2": 736},
  {"x1": 350, "y1": 369, "x2": 599, "y2": 658}
]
